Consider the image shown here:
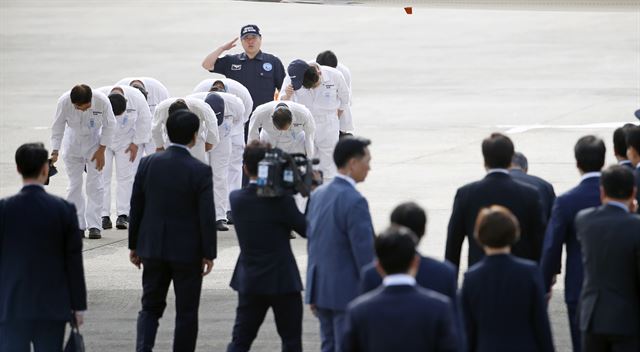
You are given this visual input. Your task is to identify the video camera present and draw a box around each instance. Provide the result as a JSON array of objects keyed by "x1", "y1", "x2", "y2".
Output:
[{"x1": 256, "y1": 148, "x2": 321, "y2": 197}]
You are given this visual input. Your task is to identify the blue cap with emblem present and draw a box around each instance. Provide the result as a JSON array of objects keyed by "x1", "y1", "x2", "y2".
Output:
[
  {"x1": 204, "y1": 92, "x2": 225, "y2": 126},
  {"x1": 287, "y1": 59, "x2": 310, "y2": 91},
  {"x1": 240, "y1": 24, "x2": 261, "y2": 38},
  {"x1": 635, "y1": 109, "x2": 640, "y2": 121}
]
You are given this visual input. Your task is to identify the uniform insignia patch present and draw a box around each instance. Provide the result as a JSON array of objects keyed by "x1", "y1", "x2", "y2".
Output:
[
  {"x1": 263, "y1": 63, "x2": 273, "y2": 72},
  {"x1": 231, "y1": 64, "x2": 242, "y2": 71}
]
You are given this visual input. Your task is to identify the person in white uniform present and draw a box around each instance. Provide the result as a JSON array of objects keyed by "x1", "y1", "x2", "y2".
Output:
[
  {"x1": 188, "y1": 90, "x2": 245, "y2": 231},
  {"x1": 152, "y1": 97, "x2": 219, "y2": 163},
  {"x1": 96, "y1": 85, "x2": 152, "y2": 231},
  {"x1": 316, "y1": 50, "x2": 354, "y2": 135},
  {"x1": 192, "y1": 79, "x2": 252, "y2": 212},
  {"x1": 50, "y1": 84, "x2": 116, "y2": 239},
  {"x1": 280, "y1": 59, "x2": 349, "y2": 180},
  {"x1": 249, "y1": 101, "x2": 315, "y2": 157},
  {"x1": 115, "y1": 77, "x2": 170, "y2": 156}
]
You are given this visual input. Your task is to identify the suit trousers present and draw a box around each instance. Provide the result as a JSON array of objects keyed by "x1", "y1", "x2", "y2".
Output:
[
  {"x1": 227, "y1": 292, "x2": 303, "y2": 352},
  {"x1": 0, "y1": 320, "x2": 65, "y2": 352},
  {"x1": 316, "y1": 308, "x2": 347, "y2": 352},
  {"x1": 567, "y1": 302, "x2": 581, "y2": 352},
  {"x1": 582, "y1": 332, "x2": 639, "y2": 352},
  {"x1": 136, "y1": 258, "x2": 203, "y2": 352}
]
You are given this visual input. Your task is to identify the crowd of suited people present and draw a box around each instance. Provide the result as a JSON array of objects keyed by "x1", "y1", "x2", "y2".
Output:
[{"x1": 1, "y1": 23, "x2": 640, "y2": 352}]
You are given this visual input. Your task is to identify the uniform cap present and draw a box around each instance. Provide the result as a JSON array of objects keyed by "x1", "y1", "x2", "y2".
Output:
[
  {"x1": 287, "y1": 59, "x2": 310, "y2": 91},
  {"x1": 240, "y1": 24, "x2": 261, "y2": 38},
  {"x1": 205, "y1": 92, "x2": 225, "y2": 126},
  {"x1": 635, "y1": 109, "x2": 640, "y2": 121}
]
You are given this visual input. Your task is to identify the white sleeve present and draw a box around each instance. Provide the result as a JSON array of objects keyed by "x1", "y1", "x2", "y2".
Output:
[
  {"x1": 189, "y1": 99, "x2": 219, "y2": 146},
  {"x1": 248, "y1": 106, "x2": 266, "y2": 143},
  {"x1": 278, "y1": 76, "x2": 292, "y2": 100},
  {"x1": 99, "y1": 99, "x2": 117, "y2": 148},
  {"x1": 132, "y1": 90, "x2": 152, "y2": 145},
  {"x1": 229, "y1": 96, "x2": 246, "y2": 126},
  {"x1": 151, "y1": 99, "x2": 171, "y2": 148},
  {"x1": 50, "y1": 96, "x2": 67, "y2": 151},
  {"x1": 300, "y1": 106, "x2": 316, "y2": 158},
  {"x1": 193, "y1": 79, "x2": 213, "y2": 93},
  {"x1": 238, "y1": 88, "x2": 253, "y2": 123},
  {"x1": 335, "y1": 72, "x2": 350, "y2": 112}
]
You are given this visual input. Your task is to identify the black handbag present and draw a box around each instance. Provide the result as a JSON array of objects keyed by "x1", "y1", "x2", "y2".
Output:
[{"x1": 64, "y1": 315, "x2": 85, "y2": 352}]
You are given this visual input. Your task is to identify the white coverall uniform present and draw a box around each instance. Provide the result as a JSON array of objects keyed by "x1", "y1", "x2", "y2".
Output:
[
  {"x1": 152, "y1": 97, "x2": 219, "y2": 163},
  {"x1": 97, "y1": 85, "x2": 152, "y2": 218},
  {"x1": 335, "y1": 63, "x2": 354, "y2": 133},
  {"x1": 280, "y1": 64, "x2": 349, "y2": 180},
  {"x1": 51, "y1": 90, "x2": 116, "y2": 230},
  {"x1": 115, "y1": 77, "x2": 170, "y2": 155},
  {"x1": 188, "y1": 91, "x2": 245, "y2": 221},
  {"x1": 192, "y1": 78, "x2": 253, "y2": 195},
  {"x1": 249, "y1": 101, "x2": 316, "y2": 156}
]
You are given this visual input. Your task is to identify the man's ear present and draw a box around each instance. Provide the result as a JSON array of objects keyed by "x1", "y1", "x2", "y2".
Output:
[{"x1": 374, "y1": 259, "x2": 386, "y2": 277}]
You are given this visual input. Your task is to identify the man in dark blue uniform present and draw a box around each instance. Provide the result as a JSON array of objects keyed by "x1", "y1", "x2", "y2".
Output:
[{"x1": 201, "y1": 24, "x2": 285, "y2": 141}]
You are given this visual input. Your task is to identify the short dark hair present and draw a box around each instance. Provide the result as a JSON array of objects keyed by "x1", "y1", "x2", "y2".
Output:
[
  {"x1": 209, "y1": 80, "x2": 226, "y2": 92},
  {"x1": 168, "y1": 99, "x2": 189, "y2": 116},
  {"x1": 626, "y1": 126, "x2": 640, "y2": 155},
  {"x1": 108, "y1": 93, "x2": 127, "y2": 116},
  {"x1": 316, "y1": 50, "x2": 338, "y2": 68},
  {"x1": 375, "y1": 226, "x2": 418, "y2": 275},
  {"x1": 474, "y1": 205, "x2": 520, "y2": 248},
  {"x1": 70, "y1": 84, "x2": 92, "y2": 105},
  {"x1": 15, "y1": 143, "x2": 48, "y2": 179},
  {"x1": 130, "y1": 81, "x2": 148, "y2": 101},
  {"x1": 482, "y1": 133, "x2": 514, "y2": 169},
  {"x1": 333, "y1": 136, "x2": 371, "y2": 168},
  {"x1": 302, "y1": 66, "x2": 320, "y2": 89},
  {"x1": 613, "y1": 125, "x2": 632, "y2": 158},
  {"x1": 601, "y1": 165, "x2": 635, "y2": 199},
  {"x1": 243, "y1": 140, "x2": 270, "y2": 177},
  {"x1": 166, "y1": 110, "x2": 199, "y2": 145},
  {"x1": 511, "y1": 151, "x2": 528, "y2": 171},
  {"x1": 574, "y1": 135, "x2": 606, "y2": 173},
  {"x1": 390, "y1": 202, "x2": 427, "y2": 239},
  {"x1": 272, "y1": 103, "x2": 292, "y2": 130}
]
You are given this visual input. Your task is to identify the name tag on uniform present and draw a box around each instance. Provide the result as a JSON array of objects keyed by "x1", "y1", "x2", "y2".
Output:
[
  {"x1": 126, "y1": 108, "x2": 135, "y2": 113},
  {"x1": 92, "y1": 111, "x2": 103, "y2": 116},
  {"x1": 231, "y1": 64, "x2": 242, "y2": 71}
]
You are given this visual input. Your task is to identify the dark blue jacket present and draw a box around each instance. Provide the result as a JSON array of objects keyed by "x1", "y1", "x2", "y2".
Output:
[
  {"x1": 460, "y1": 254, "x2": 554, "y2": 352},
  {"x1": 509, "y1": 169, "x2": 556, "y2": 220},
  {"x1": 342, "y1": 285, "x2": 459, "y2": 352},
  {"x1": 129, "y1": 146, "x2": 217, "y2": 262},
  {"x1": 359, "y1": 256, "x2": 457, "y2": 299},
  {"x1": 445, "y1": 172, "x2": 546, "y2": 273},
  {"x1": 229, "y1": 184, "x2": 306, "y2": 294},
  {"x1": 635, "y1": 168, "x2": 640, "y2": 214},
  {"x1": 0, "y1": 185, "x2": 87, "y2": 322},
  {"x1": 576, "y1": 204, "x2": 640, "y2": 336},
  {"x1": 540, "y1": 176, "x2": 600, "y2": 304}
]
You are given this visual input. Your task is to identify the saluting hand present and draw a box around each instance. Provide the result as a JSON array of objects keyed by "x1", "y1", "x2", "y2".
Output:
[
  {"x1": 91, "y1": 145, "x2": 106, "y2": 171},
  {"x1": 220, "y1": 37, "x2": 238, "y2": 51},
  {"x1": 126, "y1": 143, "x2": 139, "y2": 162}
]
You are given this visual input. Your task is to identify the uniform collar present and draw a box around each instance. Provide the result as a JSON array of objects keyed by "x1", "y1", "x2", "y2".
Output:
[
  {"x1": 383, "y1": 274, "x2": 416, "y2": 287},
  {"x1": 239, "y1": 51, "x2": 264, "y2": 61}
]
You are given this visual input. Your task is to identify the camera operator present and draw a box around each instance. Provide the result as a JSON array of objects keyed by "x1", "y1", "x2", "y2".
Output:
[
  {"x1": 248, "y1": 101, "x2": 315, "y2": 157},
  {"x1": 226, "y1": 140, "x2": 306, "y2": 352}
]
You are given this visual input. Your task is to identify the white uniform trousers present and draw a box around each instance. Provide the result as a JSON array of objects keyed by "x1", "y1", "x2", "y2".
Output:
[
  {"x1": 314, "y1": 114, "x2": 340, "y2": 181},
  {"x1": 101, "y1": 147, "x2": 138, "y2": 217},
  {"x1": 209, "y1": 136, "x2": 231, "y2": 221},
  {"x1": 140, "y1": 141, "x2": 156, "y2": 156},
  {"x1": 228, "y1": 133, "x2": 245, "y2": 194},
  {"x1": 190, "y1": 138, "x2": 208, "y2": 164},
  {"x1": 62, "y1": 151, "x2": 104, "y2": 230}
]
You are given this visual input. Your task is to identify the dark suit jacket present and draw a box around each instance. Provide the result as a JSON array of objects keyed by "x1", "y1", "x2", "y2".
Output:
[
  {"x1": 229, "y1": 184, "x2": 306, "y2": 294},
  {"x1": 509, "y1": 168, "x2": 556, "y2": 220},
  {"x1": 576, "y1": 204, "x2": 640, "y2": 336},
  {"x1": 635, "y1": 168, "x2": 640, "y2": 214},
  {"x1": 460, "y1": 254, "x2": 554, "y2": 352},
  {"x1": 0, "y1": 185, "x2": 87, "y2": 322},
  {"x1": 540, "y1": 176, "x2": 600, "y2": 304},
  {"x1": 342, "y1": 285, "x2": 459, "y2": 352},
  {"x1": 445, "y1": 172, "x2": 546, "y2": 272},
  {"x1": 359, "y1": 256, "x2": 457, "y2": 299},
  {"x1": 129, "y1": 146, "x2": 217, "y2": 262}
]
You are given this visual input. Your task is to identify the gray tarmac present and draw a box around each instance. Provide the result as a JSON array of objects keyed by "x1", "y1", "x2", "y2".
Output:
[{"x1": 1, "y1": 0, "x2": 639, "y2": 350}]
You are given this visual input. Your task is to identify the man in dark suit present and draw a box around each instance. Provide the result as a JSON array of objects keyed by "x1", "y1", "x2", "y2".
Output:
[
  {"x1": 509, "y1": 151, "x2": 556, "y2": 220},
  {"x1": 540, "y1": 135, "x2": 605, "y2": 352},
  {"x1": 576, "y1": 165, "x2": 640, "y2": 351},
  {"x1": 445, "y1": 133, "x2": 546, "y2": 274},
  {"x1": 460, "y1": 206, "x2": 554, "y2": 352},
  {"x1": 306, "y1": 136, "x2": 375, "y2": 352},
  {"x1": 0, "y1": 143, "x2": 87, "y2": 351},
  {"x1": 342, "y1": 227, "x2": 459, "y2": 352},
  {"x1": 613, "y1": 124, "x2": 636, "y2": 169},
  {"x1": 625, "y1": 126, "x2": 640, "y2": 213},
  {"x1": 226, "y1": 141, "x2": 307, "y2": 352},
  {"x1": 129, "y1": 110, "x2": 217, "y2": 352}
]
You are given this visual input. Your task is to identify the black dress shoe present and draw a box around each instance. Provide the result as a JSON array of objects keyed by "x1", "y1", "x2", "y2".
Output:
[
  {"x1": 116, "y1": 214, "x2": 128, "y2": 230},
  {"x1": 88, "y1": 228, "x2": 102, "y2": 239},
  {"x1": 216, "y1": 220, "x2": 229, "y2": 231},
  {"x1": 102, "y1": 216, "x2": 112, "y2": 230},
  {"x1": 226, "y1": 211, "x2": 234, "y2": 225}
]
